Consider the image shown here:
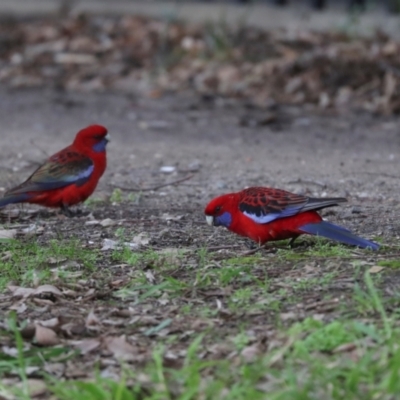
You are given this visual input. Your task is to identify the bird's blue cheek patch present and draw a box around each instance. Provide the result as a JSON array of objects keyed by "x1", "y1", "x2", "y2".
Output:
[
  {"x1": 215, "y1": 212, "x2": 232, "y2": 228},
  {"x1": 92, "y1": 139, "x2": 108, "y2": 153}
]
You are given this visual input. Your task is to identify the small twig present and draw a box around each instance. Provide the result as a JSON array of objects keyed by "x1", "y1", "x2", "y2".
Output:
[
  {"x1": 109, "y1": 174, "x2": 194, "y2": 192},
  {"x1": 356, "y1": 171, "x2": 400, "y2": 179},
  {"x1": 29, "y1": 138, "x2": 50, "y2": 159},
  {"x1": 177, "y1": 183, "x2": 202, "y2": 187},
  {"x1": 206, "y1": 245, "x2": 242, "y2": 252},
  {"x1": 122, "y1": 219, "x2": 160, "y2": 224},
  {"x1": 240, "y1": 245, "x2": 277, "y2": 256}
]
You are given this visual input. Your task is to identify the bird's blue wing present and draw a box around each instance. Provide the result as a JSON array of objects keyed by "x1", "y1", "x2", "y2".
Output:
[{"x1": 5, "y1": 152, "x2": 94, "y2": 195}]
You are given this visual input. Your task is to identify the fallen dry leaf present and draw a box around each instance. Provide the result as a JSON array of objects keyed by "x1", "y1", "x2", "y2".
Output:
[
  {"x1": 2, "y1": 14, "x2": 400, "y2": 115},
  {"x1": 144, "y1": 270, "x2": 156, "y2": 284},
  {"x1": 34, "y1": 284, "x2": 63, "y2": 296},
  {"x1": 1, "y1": 250, "x2": 13, "y2": 261},
  {"x1": 100, "y1": 218, "x2": 116, "y2": 227},
  {"x1": 0, "y1": 229, "x2": 17, "y2": 239},
  {"x1": 105, "y1": 335, "x2": 137, "y2": 361},
  {"x1": 101, "y1": 238, "x2": 139, "y2": 251},
  {"x1": 368, "y1": 265, "x2": 384, "y2": 274},
  {"x1": 8, "y1": 301, "x2": 28, "y2": 314},
  {"x1": 240, "y1": 344, "x2": 261, "y2": 363},
  {"x1": 34, "y1": 324, "x2": 60, "y2": 346},
  {"x1": 132, "y1": 233, "x2": 150, "y2": 246},
  {"x1": 17, "y1": 379, "x2": 47, "y2": 398},
  {"x1": 333, "y1": 342, "x2": 357, "y2": 353},
  {"x1": 47, "y1": 257, "x2": 67, "y2": 265},
  {"x1": 8, "y1": 286, "x2": 36, "y2": 298},
  {"x1": 85, "y1": 309, "x2": 100, "y2": 328},
  {"x1": 8, "y1": 284, "x2": 63, "y2": 298},
  {"x1": 20, "y1": 324, "x2": 36, "y2": 340},
  {"x1": 70, "y1": 338, "x2": 101, "y2": 355},
  {"x1": 39, "y1": 317, "x2": 61, "y2": 329},
  {"x1": 21, "y1": 224, "x2": 42, "y2": 235}
]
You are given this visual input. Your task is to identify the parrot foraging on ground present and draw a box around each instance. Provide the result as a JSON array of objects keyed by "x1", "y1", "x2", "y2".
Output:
[
  {"x1": 204, "y1": 186, "x2": 379, "y2": 250},
  {"x1": 0, "y1": 124, "x2": 109, "y2": 216}
]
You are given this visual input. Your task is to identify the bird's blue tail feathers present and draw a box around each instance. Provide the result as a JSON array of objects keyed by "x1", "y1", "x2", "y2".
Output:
[
  {"x1": 300, "y1": 221, "x2": 379, "y2": 251},
  {"x1": 0, "y1": 194, "x2": 31, "y2": 208}
]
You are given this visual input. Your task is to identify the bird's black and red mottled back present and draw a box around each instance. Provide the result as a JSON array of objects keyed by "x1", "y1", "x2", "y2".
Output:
[{"x1": 237, "y1": 187, "x2": 346, "y2": 221}]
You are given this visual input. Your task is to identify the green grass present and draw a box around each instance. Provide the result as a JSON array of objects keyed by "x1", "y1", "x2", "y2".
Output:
[
  {"x1": 277, "y1": 238, "x2": 357, "y2": 261},
  {"x1": 115, "y1": 277, "x2": 187, "y2": 303},
  {"x1": 0, "y1": 238, "x2": 99, "y2": 289},
  {"x1": 0, "y1": 314, "x2": 76, "y2": 399},
  {"x1": 2, "y1": 225, "x2": 399, "y2": 399},
  {"x1": 112, "y1": 247, "x2": 184, "y2": 271},
  {"x1": 48, "y1": 377, "x2": 142, "y2": 400},
  {"x1": 6, "y1": 301, "x2": 400, "y2": 400},
  {"x1": 289, "y1": 317, "x2": 379, "y2": 354},
  {"x1": 377, "y1": 259, "x2": 400, "y2": 268},
  {"x1": 222, "y1": 254, "x2": 263, "y2": 267},
  {"x1": 285, "y1": 270, "x2": 339, "y2": 292},
  {"x1": 84, "y1": 196, "x2": 106, "y2": 207},
  {"x1": 110, "y1": 188, "x2": 123, "y2": 203},
  {"x1": 4, "y1": 321, "x2": 400, "y2": 399},
  {"x1": 107, "y1": 188, "x2": 141, "y2": 205}
]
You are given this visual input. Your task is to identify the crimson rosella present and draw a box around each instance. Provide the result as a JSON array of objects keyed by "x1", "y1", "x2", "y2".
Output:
[
  {"x1": 0, "y1": 125, "x2": 109, "y2": 216},
  {"x1": 205, "y1": 187, "x2": 379, "y2": 250}
]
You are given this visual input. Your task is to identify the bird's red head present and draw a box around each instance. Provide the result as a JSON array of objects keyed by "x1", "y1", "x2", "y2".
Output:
[
  {"x1": 73, "y1": 125, "x2": 110, "y2": 153},
  {"x1": 204, "y1": 193, "x2": 237, "y2": 228}
]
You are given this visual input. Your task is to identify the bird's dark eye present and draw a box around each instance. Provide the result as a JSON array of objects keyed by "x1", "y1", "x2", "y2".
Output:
[
  {"x1": 215, "y1": 205, "x2": 222, "y2": 213},
  {"x1": 93, "y1": 135, "x2": 103, "y2": 140}
]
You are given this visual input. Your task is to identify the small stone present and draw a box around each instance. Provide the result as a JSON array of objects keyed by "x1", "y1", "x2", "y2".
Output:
[
  {"x1": 160, "y1": 166, "x2": 176, "y2": 174},
  {"x1": 216, "y1": 181, "x2": 227, "y2": 189},
  {"x1": 187, "y1": 161, "x2": 202, "y2": 172}
]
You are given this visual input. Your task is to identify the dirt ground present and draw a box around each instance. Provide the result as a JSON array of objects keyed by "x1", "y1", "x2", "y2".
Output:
[
  {"x1": 1, "y1": 85, "x2": 400, "y2": 230},
  {"x1": 1, "y1": 84, "x2": 400, "y2": 396}
]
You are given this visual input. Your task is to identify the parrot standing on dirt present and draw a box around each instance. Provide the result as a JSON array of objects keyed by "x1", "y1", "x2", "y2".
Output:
[
  {"x1": 0, "y1": 125, "x2": 109, "y2": 216},
  {"x1": 204, "y1": 187, "x2": 379, "y2": 250}
]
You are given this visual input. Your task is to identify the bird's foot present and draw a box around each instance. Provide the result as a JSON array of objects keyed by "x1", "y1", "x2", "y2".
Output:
[
  {"x1": 244, "y1": 239, "x2": 257, "y2": 250},
  {"x1": 60, "y1": 205, "x2": 82, "y2": 218},
  {"x1": 288, "y1": 236, "x2": 300, "y2": 248},
  {"x1": 289, "y1": 240, "x2": 311, "y2": 249}
]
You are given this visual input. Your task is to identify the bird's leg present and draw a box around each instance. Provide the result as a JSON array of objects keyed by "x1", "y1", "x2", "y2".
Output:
[
  {"x1": 74, "y1": 208, "x2": 83, "y2": 216},
  {"x1": 60, "y1": 203, "x2": 75, "y2": 218},
  {"x1": 244, "y1": 239, "x2": 257, "y2": 249},
  {"x1": 288, "y1": 236, "x2": 299, "y2": 248},
  {"x1": 288, "y1": 235, "x2": 311, "y2": 249}
]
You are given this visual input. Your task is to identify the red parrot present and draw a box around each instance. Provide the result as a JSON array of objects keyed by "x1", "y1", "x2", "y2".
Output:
[
  {"x1": 0, "y1": 125, "x2": 109, "y2": 216},
  {"x1": 204, "y1": 187, "x2": 379, "y2": 250}
]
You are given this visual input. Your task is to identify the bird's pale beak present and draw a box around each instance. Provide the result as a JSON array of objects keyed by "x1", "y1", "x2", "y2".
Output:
[
  {"x1": 105, "y1": 133, "x2": 110, "y2": 141},
  {"x1": 205, "y1": 215, "x2": 214, "y2": 226}
]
